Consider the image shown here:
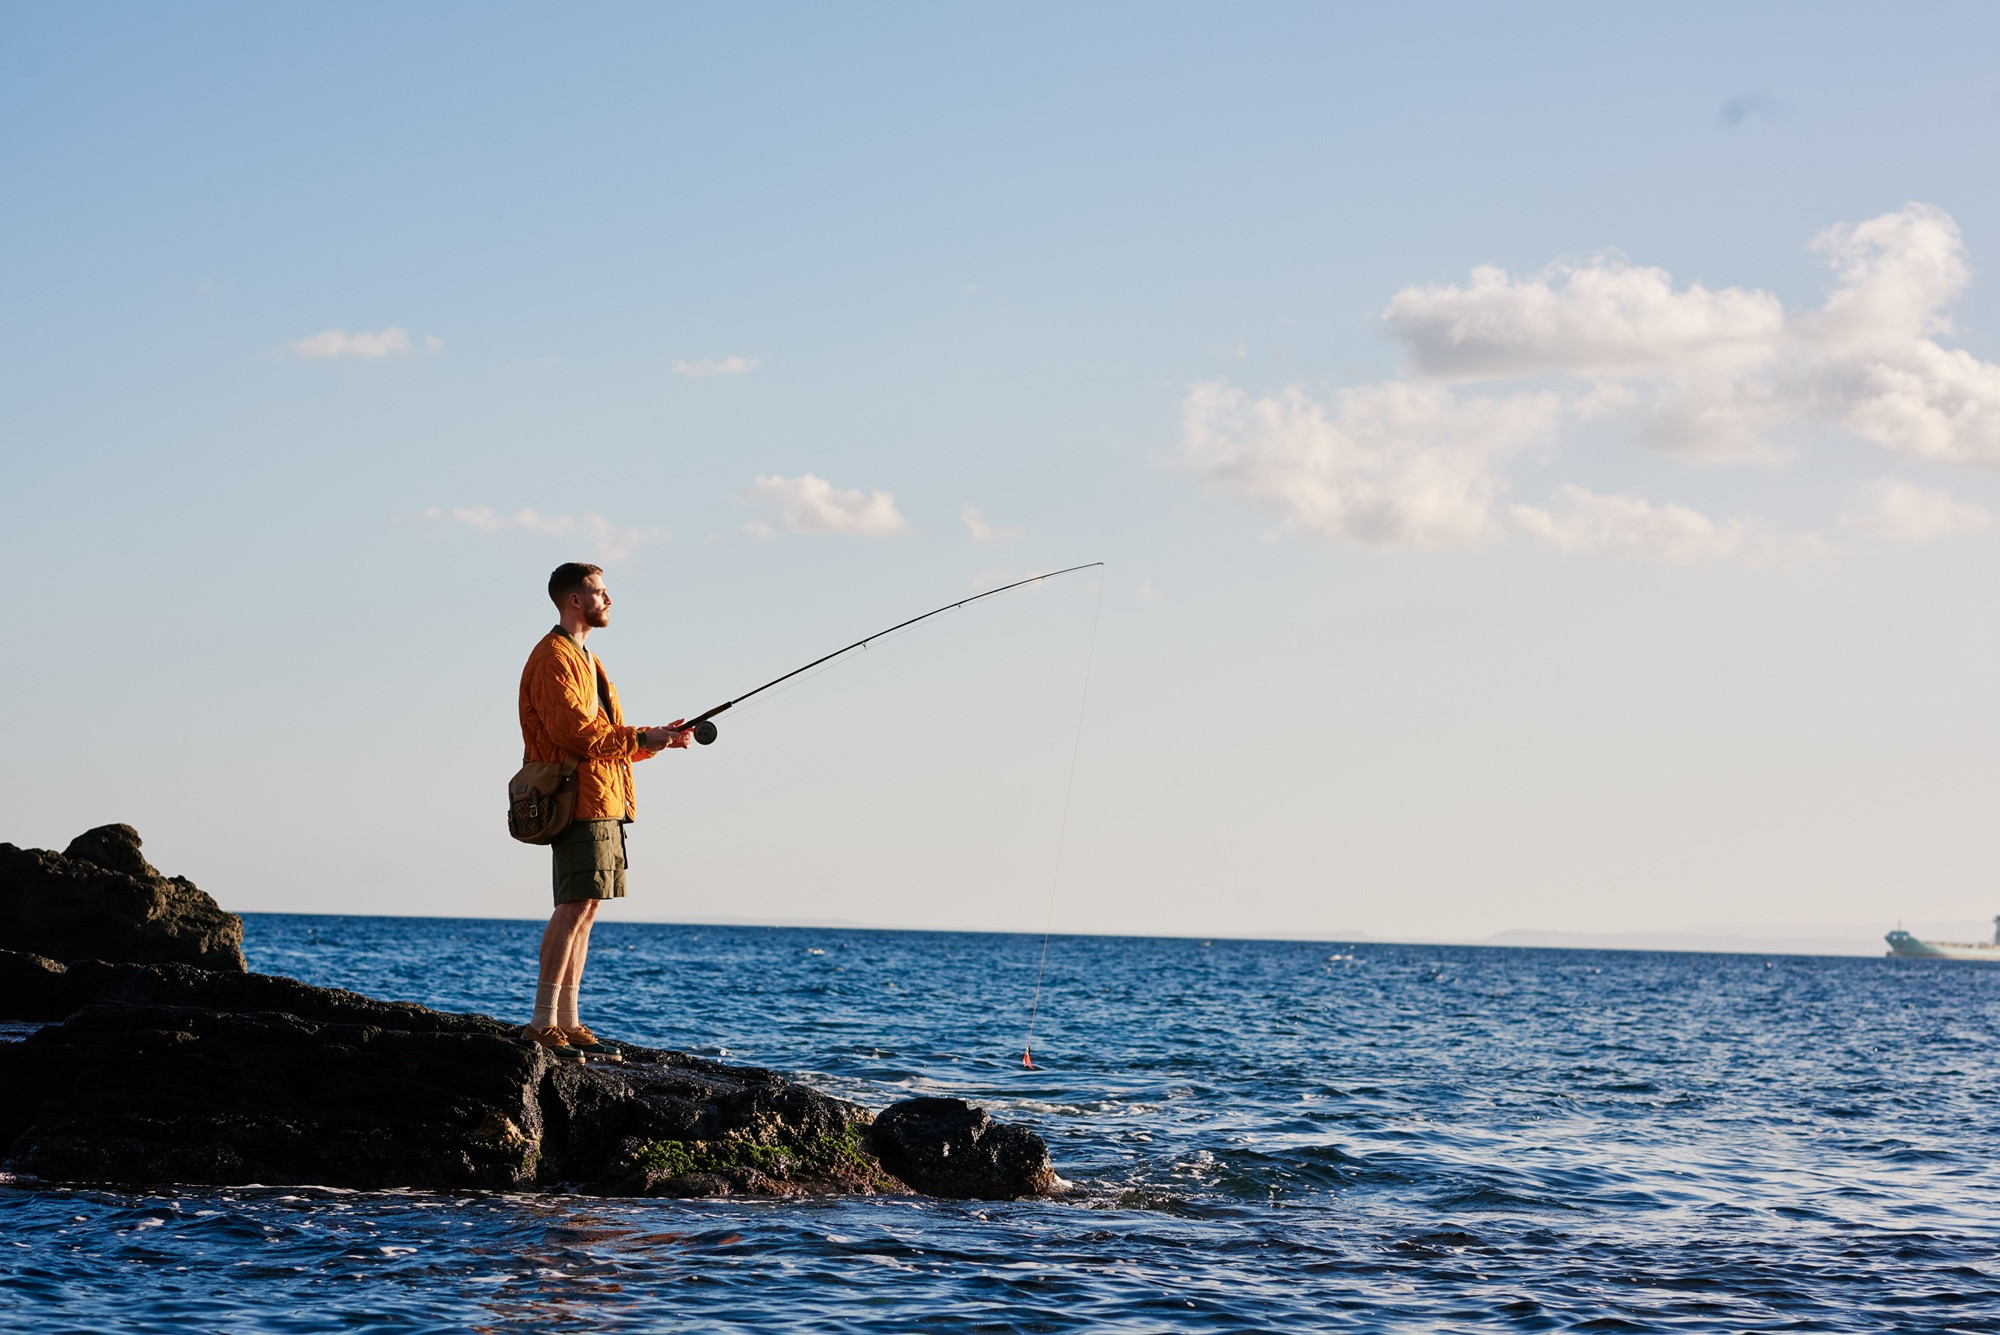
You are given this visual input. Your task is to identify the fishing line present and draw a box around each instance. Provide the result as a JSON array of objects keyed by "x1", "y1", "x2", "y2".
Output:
[{"x1": 1022, "y1": 572, "x2": 1105, "y2": 1071}]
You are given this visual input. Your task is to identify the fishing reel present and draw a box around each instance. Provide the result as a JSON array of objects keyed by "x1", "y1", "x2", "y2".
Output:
[{"x1": 652, "y1": 719, "x2": 718, "y2": 748}]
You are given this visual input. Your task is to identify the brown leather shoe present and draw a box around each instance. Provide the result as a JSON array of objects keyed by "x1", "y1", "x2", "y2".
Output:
[
  {"x1": 522, "y1": 1025, "x2": 585, "y2": 1063},
  {"x1": 563, "y1": 1024, "x2": 624, "y2": 1061}
]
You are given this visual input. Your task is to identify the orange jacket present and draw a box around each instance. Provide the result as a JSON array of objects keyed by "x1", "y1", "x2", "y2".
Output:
[{"x1": 518, "y1": 628, "x2": 652, "y2": 822}]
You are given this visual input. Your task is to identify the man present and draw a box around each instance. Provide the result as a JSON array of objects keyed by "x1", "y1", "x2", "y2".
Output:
[{"x1": 518, "y1": 562, "x2": 692, "y2": 1060}]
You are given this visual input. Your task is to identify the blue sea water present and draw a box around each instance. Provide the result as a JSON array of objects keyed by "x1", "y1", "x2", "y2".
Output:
[{"x1": 5, "y1": 915, "x2": 2000, "y2": 1333}]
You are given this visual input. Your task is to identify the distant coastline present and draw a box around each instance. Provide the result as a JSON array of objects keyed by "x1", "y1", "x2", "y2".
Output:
[
  {"x1": 1471, "y1": 927, "x2": 1905, "y2": 958},
  {"x1": 1201, "y1": 923, "x2": 1991, "y2": 958}
]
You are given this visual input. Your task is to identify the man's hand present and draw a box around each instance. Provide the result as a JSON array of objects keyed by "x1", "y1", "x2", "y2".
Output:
[{"x1": 647, "y1": 719, "x2": 695, "y2": 750}]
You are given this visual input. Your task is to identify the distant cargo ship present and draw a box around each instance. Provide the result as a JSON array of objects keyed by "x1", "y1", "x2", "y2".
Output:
[{"x1": 1885, "y1": 917, "x2": 2000, "y2": 960}]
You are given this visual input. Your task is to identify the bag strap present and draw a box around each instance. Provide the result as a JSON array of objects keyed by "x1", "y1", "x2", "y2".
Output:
[
  {"x1": 576, "y1": 655, "x2": 613, "y2": 775},
  {"x1": 520, "y1": 636, "x2": 603, "y2": 776}
]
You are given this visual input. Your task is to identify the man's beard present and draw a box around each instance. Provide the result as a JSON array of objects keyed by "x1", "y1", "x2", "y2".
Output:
[{"x1": 586, "y1": 606, "x2": 611, "y2": 628}]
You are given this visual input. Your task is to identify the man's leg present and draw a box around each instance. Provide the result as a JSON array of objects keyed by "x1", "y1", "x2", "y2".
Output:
[
  {"x1": 562, "y1": 899, "x2": 598, "y2": 989},
  {"x1": 538, "y1": 900, "x2": 596, "y2": 990},
  {"x1": 555, "y1": 899, "x2": 599, "y2": 1031},
  {"x1": 556, "y1": 902, "x2": 623, "y2": 1057},
  {"x1": 527, "y1": 901, "x2": 595, "y2": 1051},
  {"x1": 540, "y1": 821, "x2": 624, "y2": 1056}
]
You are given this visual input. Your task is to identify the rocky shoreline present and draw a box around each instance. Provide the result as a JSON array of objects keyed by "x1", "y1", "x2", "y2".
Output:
[{"x1": 0, "y1": 826, "x2": 1059, "y2": 1201}]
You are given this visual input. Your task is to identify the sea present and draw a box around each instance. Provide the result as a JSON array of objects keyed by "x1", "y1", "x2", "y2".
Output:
[{"x1": 4, "y1": 913, "x2": 1999, "y2": 1333}]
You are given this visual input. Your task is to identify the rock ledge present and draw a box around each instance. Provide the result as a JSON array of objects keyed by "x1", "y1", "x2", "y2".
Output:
[
  {"x1": 0, "y1": 953, "x2": 1057, "y2": 1200},
  {"x1": 0, "y1": 827, "x2": 1058, "y2": 1201}
]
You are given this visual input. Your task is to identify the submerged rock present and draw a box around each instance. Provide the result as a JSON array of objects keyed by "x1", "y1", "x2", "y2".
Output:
[
  {"x1": 0, "y1": 951, "x2": 1055, "y2": 1200},
  {"x1": 871, "y1": 1096, "x2": 1061, "y2": 1199},
  {"x1": 0, "y1": 826, "x2": 244, "y2": 971}
]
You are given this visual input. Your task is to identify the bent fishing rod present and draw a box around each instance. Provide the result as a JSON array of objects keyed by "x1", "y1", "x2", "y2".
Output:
[{"x1": 672, "y1": 562, "x2": 1104, "y2": 745}]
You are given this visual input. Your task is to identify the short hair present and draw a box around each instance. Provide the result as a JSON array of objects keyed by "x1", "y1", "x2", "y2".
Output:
[{"x1": 548, "y1": 562, "x2": 603, "y2": 607}]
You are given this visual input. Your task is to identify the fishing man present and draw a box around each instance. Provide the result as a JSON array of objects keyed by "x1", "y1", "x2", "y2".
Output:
[{"x1": 518, "y1": 562, "x2": 693, "y2": 1060}]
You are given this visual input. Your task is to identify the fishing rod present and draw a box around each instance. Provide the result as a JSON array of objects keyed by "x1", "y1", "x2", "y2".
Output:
[{"x1": 672, "y1": 562, "x2": 1104, "y2": 746}]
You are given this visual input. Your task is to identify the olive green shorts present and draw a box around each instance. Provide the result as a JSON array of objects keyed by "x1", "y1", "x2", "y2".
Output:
[{"x1": 552, "y1": 819, "x2": 627, "y2": 905}]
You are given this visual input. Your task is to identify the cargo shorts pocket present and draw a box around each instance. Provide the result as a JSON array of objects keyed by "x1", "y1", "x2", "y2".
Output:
[{"x1": 552, "y1": 820, "x2": 627, "y2": 904}]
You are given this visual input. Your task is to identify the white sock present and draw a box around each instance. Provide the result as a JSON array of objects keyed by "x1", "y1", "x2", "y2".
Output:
[
  {"x1": 556, "y1": 984, "x2": 581, "y2": 1031},
  {"x1": 531, "y1": 984, "x2": 559, "y2": 1031}
]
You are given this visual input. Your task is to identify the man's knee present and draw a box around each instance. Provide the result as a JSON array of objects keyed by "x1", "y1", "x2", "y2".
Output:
[{"x1": 554, "y1": 899, "x2": 601, "y2": 929}]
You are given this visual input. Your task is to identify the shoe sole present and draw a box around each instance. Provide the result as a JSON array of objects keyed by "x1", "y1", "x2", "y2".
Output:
[{"x1": 523, "y1": 1040, "x2": 586, "y2": 1063}]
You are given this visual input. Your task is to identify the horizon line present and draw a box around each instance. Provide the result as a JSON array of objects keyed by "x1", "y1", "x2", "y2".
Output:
[{"x1": 232, "y1": 909, "x2": 1941, "y2": 959}]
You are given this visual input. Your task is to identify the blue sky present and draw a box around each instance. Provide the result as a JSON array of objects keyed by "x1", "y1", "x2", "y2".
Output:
[{"x1": 5, "y1": 3, "x2": 2000, "y2": 941}]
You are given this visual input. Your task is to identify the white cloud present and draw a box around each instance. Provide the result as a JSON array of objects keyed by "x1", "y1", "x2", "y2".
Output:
[
  {"x1": 1180, "y1": 380, "x2": 1561, "y2": 549},
  {"x1": 961, "y1": 505, "x2": 1022, "y2": 541},
  {"x1": 424, "y1": 334, "x2": 445, "y2": 353},
  {"x1": 1385, "y1": 261, "x2": 1784, "y2": 381},
  {"x1": 1804, "y1": 204, "x2": 1968, "y2": 350},
  {"x1": 292, "y1": 327, "x2": 412, "y2": 359},
  {"x1": 1184, "y1": 204, "x2": 2000, "y2": 566},
  {"x1": 1831, "y1": 341, "x2": 2000, "y2": 465},
  {"x1": 424, "y1": 506, "x2": 661, "y2": 562},
  {"x1": 740, "y1": 474, "x2": 908, "y2": 536},
  {"x1": 435, "y1": 505, "x2": 569, "y2": 537},
  {"x1": 1376, "y1": 204, "x2": 2000, "y2": 468},
  {"x1": 1639, "y1": 375, "x2": 1792, "y2": 463},
  {"x1": 1181, "y1": 380, "x2": 1829, "y2": 565},
  {"x1": 1840, "y1": 478, "x2": 1993, "y2": 541},
  {"x1": 673, "y1": 355, "x2": 758, "y2": 377},
  {"x1": 1509, "y1": 485, "x2": 1828, "y2": 567}
]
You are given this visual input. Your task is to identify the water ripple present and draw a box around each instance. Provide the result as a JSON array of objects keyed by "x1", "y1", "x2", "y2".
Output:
[{"x1": 5, "y1": 918, "x2": 2000, "y2": 1331}]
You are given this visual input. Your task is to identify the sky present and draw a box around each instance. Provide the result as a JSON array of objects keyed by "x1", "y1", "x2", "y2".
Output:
[{"x1": 4, "y1": 3, "x2": 2000, "y2": 944}]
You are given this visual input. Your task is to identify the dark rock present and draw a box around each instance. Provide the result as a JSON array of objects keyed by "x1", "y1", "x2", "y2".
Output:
[
  {"x1": 63, "y1": 824, "x2": 160, "y2": 879},
  {"x1": 0, "y1": 949, "x2": 499, "y2": 1030},
  {"x1": 870, "y1": 1096, "x2": 1060, "y2": 1199},
  {"x1": 2, "y1": 1003, "x2": 548, "y2": 1190},
  {"x1": 0, "y1": 826, "x2": 244, "y2": 971},
  {"x1": 0, "y1": 950, "x2": 79, "y2": 1022},
  {"x1": 0, "y1": 952, "x2": 1049, "y2": 1198},
  {"x1": 0, "y1": 838, "x2": 1063, "y2": 1202}
]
